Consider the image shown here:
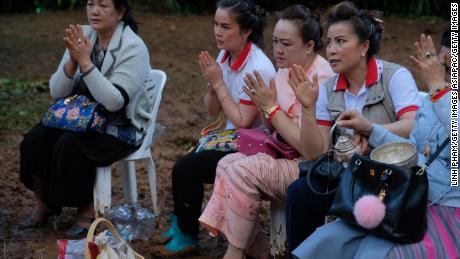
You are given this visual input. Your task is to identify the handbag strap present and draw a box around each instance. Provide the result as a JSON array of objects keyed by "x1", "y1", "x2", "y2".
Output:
[
  {"x1": 425, "y1": 137, "x2": 450, "y2": 167},
  {"x1": 200, "y1": 112, "x2": 225, "y2": 136},
  {"x1": 306, "y1": 151, "x2": 341, "y2": 196}
]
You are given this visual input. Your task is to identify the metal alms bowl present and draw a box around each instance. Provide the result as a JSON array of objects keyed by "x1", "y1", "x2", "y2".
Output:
[{"x1": 370, "y1": 142, "x2": 418, "y2": 168}]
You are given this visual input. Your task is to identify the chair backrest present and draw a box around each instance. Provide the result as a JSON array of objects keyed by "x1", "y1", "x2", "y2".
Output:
[{"x1": 138, "y1": 69, "x2": 167, "y2": 152}]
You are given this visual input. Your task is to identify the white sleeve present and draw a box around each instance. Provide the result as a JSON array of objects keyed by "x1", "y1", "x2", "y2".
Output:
[
  {"x1": 83, "y1": 42, "x2": 149, "y2": 112},
  {"x1": 388, "y1": 67, "x2": 420, "y2": 118},
  {"x1": 315, "y1": 83, "x2": 333, "y2": 125},
  {"x1": 49, "y1": 49, "x2": 75, "y2": 99}
]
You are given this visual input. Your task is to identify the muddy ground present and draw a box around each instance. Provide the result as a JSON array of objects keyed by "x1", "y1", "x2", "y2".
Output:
[{"x1": 0, "y1": 11, "x2": 447, "y2": 258}]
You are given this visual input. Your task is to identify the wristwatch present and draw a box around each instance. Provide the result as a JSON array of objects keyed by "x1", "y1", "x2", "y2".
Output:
[{"x1": 264, "y1": 105, "x2": 282, "y2": 120}]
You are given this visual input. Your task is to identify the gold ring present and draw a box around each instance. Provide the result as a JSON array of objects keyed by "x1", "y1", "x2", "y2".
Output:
[{"x1": 77, "y1": 38, "x2": 82, "y2": 43}]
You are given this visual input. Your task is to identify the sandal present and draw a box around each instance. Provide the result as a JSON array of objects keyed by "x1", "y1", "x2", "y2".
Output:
[
  {"x1": 19, "y1": 206, "x2": 61, "y2": 229},
  {"x1": 66, "y1": 215, "x2": 95, "y2": 239}
]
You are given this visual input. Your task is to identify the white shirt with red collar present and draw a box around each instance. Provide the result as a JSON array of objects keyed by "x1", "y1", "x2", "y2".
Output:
[
  {"x1": 217, "y1": 42, "x2": 277, "y2": 130},
  {"x1": 316, "y1": 58, "x2": 420, "y2": 126}
]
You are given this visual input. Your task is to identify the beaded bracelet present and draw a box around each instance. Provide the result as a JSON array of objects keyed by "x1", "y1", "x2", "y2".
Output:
[
  {"x1": 430, "y1": 84, "x2": 450, "y2": 103},
  {"x1": 268, "y1": 105, "x2": 283, "y2": 123}
]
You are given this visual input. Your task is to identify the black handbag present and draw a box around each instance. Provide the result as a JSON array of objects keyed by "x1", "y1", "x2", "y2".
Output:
[
  {"x1": 298, "y1": 151, "x2": 344, "y2": 195},
  {"x1": 329, "y1": 138, "x2": 450, "y2": 243},
  {"x1": 298, "y1": 122, "x2": 348, "y2": 195}
]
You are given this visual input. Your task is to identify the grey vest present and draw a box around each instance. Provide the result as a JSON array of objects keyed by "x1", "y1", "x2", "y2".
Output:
[{"x1": 324, "y1": 60, "x2": 400, "y2": 124}]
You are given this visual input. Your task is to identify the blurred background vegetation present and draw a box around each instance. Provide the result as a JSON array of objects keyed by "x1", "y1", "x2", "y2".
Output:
[
  {"x1": 0, "y1": 80, "x2": 51, "y2": 145},
  {"x1": 0, "y1": 0, "x2": 449, "y2": 145},
  {"x1": 0, "y1": 0, "x2": 451, "y2": 18}
]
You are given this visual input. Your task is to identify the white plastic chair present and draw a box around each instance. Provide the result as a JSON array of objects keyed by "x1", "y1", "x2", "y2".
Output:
[{"x1": 94, "y1": 69, "x2": 166, "y2": 217}]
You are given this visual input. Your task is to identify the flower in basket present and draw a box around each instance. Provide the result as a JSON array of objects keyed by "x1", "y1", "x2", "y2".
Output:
[
  {"x1": 66, "y1": 108, "x2": 80, "y2": 120},
  {"x1": 54, "y1": 108, "x2": 66, "y2": 118},
  {"x1": 95, "y1": 230, "x2": 110, "y2": 246}
]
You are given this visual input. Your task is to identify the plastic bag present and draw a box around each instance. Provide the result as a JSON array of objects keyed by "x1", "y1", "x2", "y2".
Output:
[
  {"x1": 94, "y1": 230, "x2": 135, "y2": 259},
  {"x1": 104, "y1": 204, "x2": 155, "y2": 241},
  {"x1": 57, "y1": 238, "x2": 86, "y2": 259},
  {"x1": 87, "y1": 218, "x2": 144, "y2": 259},
  {"x1": 57, "y1": 218, "x2": 144, "y2": 259}
]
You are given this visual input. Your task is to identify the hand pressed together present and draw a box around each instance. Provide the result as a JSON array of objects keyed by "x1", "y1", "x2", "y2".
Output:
[
  {"x1": 198, "y1": 51, "x2": 224, "y2": 89},
  {"x1": 243, "y1": 70, "x2": 278, "y2": 111},
  {"x1": 287, "y1": 64, "x2": 319, "y2": 111},
  {"x1": 63, "y1": 24, "x2": 93, "y2": 72}
]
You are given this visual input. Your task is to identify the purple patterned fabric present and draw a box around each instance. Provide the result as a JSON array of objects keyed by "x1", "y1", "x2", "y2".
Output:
[{"x1": 386, "y1": 205, "x2": 460, "y2": 259}]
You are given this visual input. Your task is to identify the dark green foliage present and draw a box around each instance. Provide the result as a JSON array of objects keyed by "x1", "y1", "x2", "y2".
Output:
[
  {"x1": 0, "y1": 0, "x2": 450, "y2": 18},
  {"x1": 0, "y1": 0, "x2": 35, "y2": 13},
  {"x1": 0, "y1": 79, "x2": 51, "y2": 138},
  {"x1": 354, "y1": 0, "x2": 450, "y2": 19}
]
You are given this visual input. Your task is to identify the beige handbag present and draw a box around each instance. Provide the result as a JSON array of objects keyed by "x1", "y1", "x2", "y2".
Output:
[{"x1": 85, "y1": 217, "x2": 144, "y2": 259}]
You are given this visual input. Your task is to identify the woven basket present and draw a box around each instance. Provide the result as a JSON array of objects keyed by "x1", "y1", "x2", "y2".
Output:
[{"x1": 84, "y1": 217, "x2": 144, "y2": 259}]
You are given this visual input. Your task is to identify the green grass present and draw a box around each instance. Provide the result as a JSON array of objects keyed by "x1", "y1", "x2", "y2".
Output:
[
  {"x1": 0, "y1": 78, "x2": 52, "y2": 146},
  {"x1": 387, "y1": 14, "x2": 445, "y2": 23}
]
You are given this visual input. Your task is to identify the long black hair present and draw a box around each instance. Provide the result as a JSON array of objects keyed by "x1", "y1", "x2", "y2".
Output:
[
  {"x1": 113, "y1": 0, "x2": 138, "y2": 34},
  {"x1": 216, "y1": 0, "x2": 268, "y2": 49},
  {"x1": 325, "y1": 1, "x2": 384, "y2": 59}
]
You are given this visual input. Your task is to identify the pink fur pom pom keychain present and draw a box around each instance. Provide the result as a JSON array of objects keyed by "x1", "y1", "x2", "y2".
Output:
[{"x1": 353, "y1": 195, "x2": 386, "y2": 229}]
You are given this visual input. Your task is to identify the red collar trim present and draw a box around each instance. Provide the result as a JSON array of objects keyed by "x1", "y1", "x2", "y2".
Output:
[
  {"x1": 220, "y1": 42, "x2": 253, "y2": 72},
  {"x1": 335, "y1": 57, "x2": 379, "y2": 91}
]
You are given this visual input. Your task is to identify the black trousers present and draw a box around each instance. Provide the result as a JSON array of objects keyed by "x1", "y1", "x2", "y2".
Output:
[
  {"x1": 285, "y1": 175, "x2": 337, "y2": 254},
  {"x1": 20, "y1": 124, "x2": 138, "y2": 207},
  {"x1": 172, "y1": 148, "x2": 232, "y2": 236}
]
